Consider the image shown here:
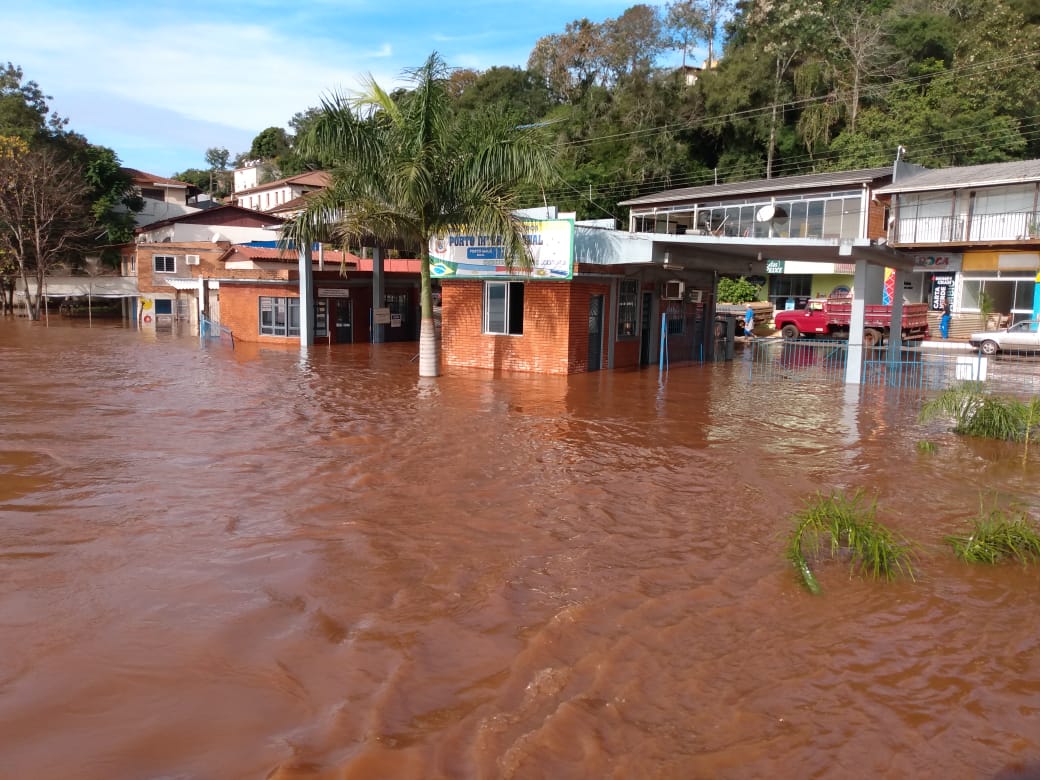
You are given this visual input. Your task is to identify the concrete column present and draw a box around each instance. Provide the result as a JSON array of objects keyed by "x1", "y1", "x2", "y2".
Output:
[
  {"x1": 298, "y1": 243, "x2": 314, "y2": 347},
  {"x1": 372, "y1": 246, "x2": 385, "y2": 344},
  {"x1": 846, "y1": 259, "x2": 869, "y2": 384}
]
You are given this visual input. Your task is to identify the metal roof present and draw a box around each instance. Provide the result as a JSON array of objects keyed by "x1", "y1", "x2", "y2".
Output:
[
  {"x1": 876, "y1": 158, "x2": 1040, "y2": 194},
  {"x1": 618, "y1": 167, "x2": 893, "y2": 207}
]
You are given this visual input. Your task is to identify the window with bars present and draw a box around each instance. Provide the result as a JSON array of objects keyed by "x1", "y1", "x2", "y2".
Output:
[{"x1": 617, "y1": 279, "x2": 638, "y2": 338}]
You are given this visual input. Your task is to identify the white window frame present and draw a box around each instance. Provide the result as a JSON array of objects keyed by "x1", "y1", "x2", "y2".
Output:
[
  {"x1": 483, "y1": 281, "x2": 524, "y2": 335},
  {"x1": 258, "y1": 296, "x2": 300, "y2": 337},
  {"x1": 154, "y1": 255, "x2": 175, "y2": 274}
]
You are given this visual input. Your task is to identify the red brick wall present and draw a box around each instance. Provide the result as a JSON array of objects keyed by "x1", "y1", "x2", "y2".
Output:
[
  {"x1": 442, "y1": 279, "x2": 618, "y2": 374},
  {"x1": 219, "y1": 283, "x2": 299, "y2": 345}
]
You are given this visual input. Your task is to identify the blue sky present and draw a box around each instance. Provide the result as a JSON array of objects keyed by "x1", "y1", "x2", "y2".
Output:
[{"x1": 7, "y1": 0, "x2": 679, "y2": 178}]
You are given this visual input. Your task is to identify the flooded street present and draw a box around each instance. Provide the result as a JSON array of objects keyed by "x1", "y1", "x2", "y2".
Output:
[{"x1": 2, "y1": 318, "x2": 1039, "y2": 779}]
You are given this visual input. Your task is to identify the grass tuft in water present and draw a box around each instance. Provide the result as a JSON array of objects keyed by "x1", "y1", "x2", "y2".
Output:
[
  {"x1": 916, "y1": 440, "x2": 937, "y2": 454},
  {"x1": 785, "y1": 490, "x2": 916, "y2": 594},
  {"x1": 920, "y1": 384, "x2": 1040, "y2": 463},
  {"x1": 946, "y1": 500, "x2": 1040, "y2": 565}
]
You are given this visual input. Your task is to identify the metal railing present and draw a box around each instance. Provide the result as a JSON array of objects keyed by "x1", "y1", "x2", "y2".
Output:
[
  {"x1": 747, "y1": 338, "x2": 1040, "y2": 398},
  {"x1": 200, "y1": 314, "x2": 235, "y2": 349},
  {"x1": 893, "y1": 210, "x2": 1040, "y2": 244}
]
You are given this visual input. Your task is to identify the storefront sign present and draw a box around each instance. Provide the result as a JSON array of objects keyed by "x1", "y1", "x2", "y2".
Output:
[
  {"x1": 318, "y1": 288, "x2": 350, "y2": 298},
  {"x1": 766, "y1": 260, "x2": 785, "y2": 274},
  {"x1": 390, "y1": 313, "x2": 402, "y2": 328},
  {"x1": 930, "y1": 273, "x2": 955, "y2": 311},
  {"x1": 913, "y1": 253, "x2": 962, "y2": 272},
  {"x1": 373, "y1": 307, "x2": 391, "y2": 325},
  {"x1": 429, "y1": 219, "x2": 574, "y2": 280}
]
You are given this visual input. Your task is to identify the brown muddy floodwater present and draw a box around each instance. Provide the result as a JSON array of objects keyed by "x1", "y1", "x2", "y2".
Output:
[{"x1": 1, "y1": 318, "x2": 1039, "y2": 780}]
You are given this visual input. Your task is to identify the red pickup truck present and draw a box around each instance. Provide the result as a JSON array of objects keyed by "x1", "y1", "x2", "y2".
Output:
[{"x1": 774, "y1": 298, "x2": 930, "y2": 345}]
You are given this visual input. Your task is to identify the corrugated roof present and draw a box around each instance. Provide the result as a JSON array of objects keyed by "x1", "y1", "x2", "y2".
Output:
[
  {"x1": 618, "y1": 167, "x2": 893, "y2": 207},
  {"x1": 875, "y1": 158, "x2": 1040, "y2": 194}
]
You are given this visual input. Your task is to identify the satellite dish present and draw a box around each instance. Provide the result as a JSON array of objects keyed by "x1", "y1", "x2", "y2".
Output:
[{"x1": 755, "y1": 204, "x2": 788, "y2": 223}]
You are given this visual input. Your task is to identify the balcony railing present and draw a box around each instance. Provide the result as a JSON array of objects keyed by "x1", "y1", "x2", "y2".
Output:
[{"x1": 892, "y1": 210, "x2": 1040, "y2": 244}]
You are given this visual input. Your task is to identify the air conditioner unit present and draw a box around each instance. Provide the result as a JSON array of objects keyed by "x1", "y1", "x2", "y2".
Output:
[
  {"x1": 687, "y1": 289, "x2": 703, "y2": 303},
  {"x1": 662, "y1": 280, "x2": 685, "y2": 300},
  {"x1": 184, "y1": 254, "x2": 200, "y2": 266}
]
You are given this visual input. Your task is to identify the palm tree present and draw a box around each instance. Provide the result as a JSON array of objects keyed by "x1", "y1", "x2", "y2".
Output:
[{"x1": 284, "y1": 52, "x2": 558, "y2": 377}]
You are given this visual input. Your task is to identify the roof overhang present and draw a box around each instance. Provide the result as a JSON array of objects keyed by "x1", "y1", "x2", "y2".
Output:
[
  {"x1": 13, "y1": 276, "x2": 140, "y2": 298},
  {"x1": 631, "y1": 233, "x2": 915, "y2": 273},
  {"x1": 164, "y1": 277, "x2": 203, "y2": 290}
]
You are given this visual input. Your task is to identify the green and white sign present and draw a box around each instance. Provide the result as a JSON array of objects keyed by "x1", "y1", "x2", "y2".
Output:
[
  {"x1": 428, "y1": 219, "x2": 574, "y2": 280},
  {"x1": 766, "y1": 259, "x2": 785, "y2": 274}
]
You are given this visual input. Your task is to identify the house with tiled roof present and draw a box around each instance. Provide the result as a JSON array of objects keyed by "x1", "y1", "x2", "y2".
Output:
[
  {"x1": 122, "y1": 167, "x2": 202, "y2": 227},
  {"x1": 231, "y1": 170, "x2": 331, "y2": 214},
  {"x1": 215, "y1": 244, "x2": 423, "y2": 346}
]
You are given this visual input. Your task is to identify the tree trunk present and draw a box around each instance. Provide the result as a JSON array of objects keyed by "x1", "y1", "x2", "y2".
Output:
[
  {"x1": 766, "y1": 56, "x2": 783, "y2": 180},
  {"x1": 417, "y1": 247, "x2": 440, "y2": 377},
  {"x1": 17, "y1": 264, "x2": 41, "y2": 320}
]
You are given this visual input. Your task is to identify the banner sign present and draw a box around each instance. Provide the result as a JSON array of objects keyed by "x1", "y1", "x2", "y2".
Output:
[{"x1": 429, "y1": 219, "x2": 574, "y2": 280}]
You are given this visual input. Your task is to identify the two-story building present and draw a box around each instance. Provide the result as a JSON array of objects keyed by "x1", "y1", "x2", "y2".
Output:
[
  {"x1": 876, "y1": 158, "x2": 1040, "y2": 327},
  {"x1": 618, "y1": 166, "x2": 902, "y2": 311},
  {"x1": 436, "y1": 195, "x2": 911, "y2": 376},
  {"x1": 123, "y1": 168, "x2": 201, "y2": 227},
  {"x1": 231, "y1": 170, "x2": 330, "y2": 214},
  {"x1": 123, "y1": 206, "x2": 285, "y2": 331}
]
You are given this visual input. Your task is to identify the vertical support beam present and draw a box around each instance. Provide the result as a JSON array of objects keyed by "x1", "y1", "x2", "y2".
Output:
[
  {"x1": 372, "y1": 246, "x2": 385, "y2": 344},
  {"x1": 298, "y1": 242, "x2": 315, "y2": 347},
  {"x1": 606, "y1": 276, "x2": 617, "y2": 369},
  {"x1": 197, "y1": 276, "x2": 207, "y2": 338},
  {"x1": 846, "y1": 259, "x2": 869, "y2": 385},
  {"x1": 887, "y1": 269, "x2": 906, "y2": 360}
]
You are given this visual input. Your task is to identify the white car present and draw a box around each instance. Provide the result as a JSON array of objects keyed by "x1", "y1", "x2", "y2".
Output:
[{"x1": 969, "y1": 319, "x2": 1040, "y2": 355}]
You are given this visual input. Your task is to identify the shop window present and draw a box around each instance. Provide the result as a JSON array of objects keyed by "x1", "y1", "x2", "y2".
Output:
[
  {"x1": 258, "y1": 296, "x2": 300, "y2": 337},
  {"x1": 617, "y1": 279, "x2": 638, "y2": 338},
  {"x1": 768, "y1": 273, "x2": 813, "y2": 311},
  {"x1": 154, "y1": 255, "x2": 175, "y2": 274},
  {"x1": 483, "y1": 281, "x2": 524, "y2": 335},
  {"x1": 154, "y1": 299, "x2": 173, "y2": 315}
]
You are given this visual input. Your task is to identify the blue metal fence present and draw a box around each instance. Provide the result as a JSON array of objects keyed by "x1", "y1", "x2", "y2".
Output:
[
  {"x1": 200, "y1": 314, "x2": 235, "y2": 349},
  {"x1": 747, "y1": 338, "x2": 1040, "y2": 398}
]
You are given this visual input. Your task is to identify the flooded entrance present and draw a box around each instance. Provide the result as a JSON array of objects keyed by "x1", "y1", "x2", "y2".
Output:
[{"x1": 1, "y1": 319, "x2": 1038, "y2": 779}]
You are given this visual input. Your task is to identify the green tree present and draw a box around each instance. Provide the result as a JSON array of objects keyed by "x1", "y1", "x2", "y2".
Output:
[
  {"x1": 0, "y1": 62, "x2": 68, "y2": 142},
  {"x1": 80, "y1": 144, "x2": 141, "y2": 259},
  {"x1": 200, "y1": 147, "x2": 231, "y2": 197},
  {"x1": 249, "y1": 126, "x2": 291, "y2": 161},
  {"x1": 285, "y1": 52, "x2": 558, "y2": 377}
]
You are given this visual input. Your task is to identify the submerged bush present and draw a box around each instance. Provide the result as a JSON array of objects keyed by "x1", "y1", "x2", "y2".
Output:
[
  {"x1": 785, "y1": 490, "x2": 916, "y2": 594},
  {"x1": 946, "y1": 502, "x2": 1040, "y2": 565},
  {"x1": 917, "y1": 440, "x2": 937, "y2": 453}
]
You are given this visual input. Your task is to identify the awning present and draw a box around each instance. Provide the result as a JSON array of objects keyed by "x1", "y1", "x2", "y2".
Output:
[
  {"x1": 14, "y1": 276, "x2": 140, "y2": 298},
  {"x1": 164, "y1": 277, "x2": 203, "y2": 290}
]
